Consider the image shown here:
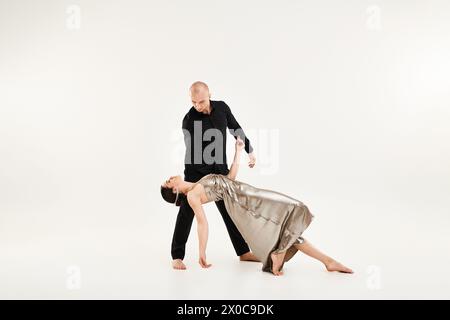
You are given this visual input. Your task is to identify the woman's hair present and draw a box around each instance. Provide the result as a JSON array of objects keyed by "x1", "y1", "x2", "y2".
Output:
[{"x1": 160, "y1": 186, "x2": 186, "y2": 206}]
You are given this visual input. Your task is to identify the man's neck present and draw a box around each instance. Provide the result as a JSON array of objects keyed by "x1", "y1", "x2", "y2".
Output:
[{"x1": 202, "y1": 104, "x2": 211, "y2": 115}]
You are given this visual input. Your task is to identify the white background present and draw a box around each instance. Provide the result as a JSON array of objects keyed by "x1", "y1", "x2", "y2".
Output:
[{"x1": 1, "y1": 0, "x2": 450, "y2": 299}]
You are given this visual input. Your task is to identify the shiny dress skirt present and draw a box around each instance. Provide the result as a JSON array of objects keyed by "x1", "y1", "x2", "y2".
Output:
[{"x1": 195, "y1": 174, "x2": 314, "y2": 273}]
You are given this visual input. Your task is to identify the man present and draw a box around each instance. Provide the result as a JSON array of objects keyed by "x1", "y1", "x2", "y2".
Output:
[{"x1": 171, "y1": 81, "x2": 258, "y2": 270}]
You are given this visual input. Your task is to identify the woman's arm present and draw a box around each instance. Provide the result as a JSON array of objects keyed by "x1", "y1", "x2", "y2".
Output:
[
  {"x1": 187, "y1": 188, "x2": 211, "y2": 268},
  {"x1": 226, "y1": 136, "x2": 245, "y2": 181}
]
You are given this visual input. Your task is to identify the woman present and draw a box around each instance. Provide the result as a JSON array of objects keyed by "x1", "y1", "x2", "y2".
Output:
[{"x1": 161, "y1": 137, "x2": 353, "y2": 276}]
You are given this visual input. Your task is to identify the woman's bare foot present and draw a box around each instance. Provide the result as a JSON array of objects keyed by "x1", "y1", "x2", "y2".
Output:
[
  {"x1": 270, "y1": 252, "x2": 286, "y2": 276},
  {"x1": 325, "y1": 259, "x2": 353, "y2": 273},
  {"x1": 172, "y1": 259, "x2": 187, "y2": 270},
  {"x1": 239, "y1": 252, "x2": 260, "y2": 262}
]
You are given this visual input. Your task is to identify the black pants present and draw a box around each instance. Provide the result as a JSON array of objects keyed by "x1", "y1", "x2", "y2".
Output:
[{"x1": 171, "y1": 194, "x2": 250, "y2": 260}]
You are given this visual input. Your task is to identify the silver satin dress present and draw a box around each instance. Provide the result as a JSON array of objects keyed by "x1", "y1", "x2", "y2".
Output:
[{"x1": 195, "y1": 174, "x2": 314, "y2": 274}]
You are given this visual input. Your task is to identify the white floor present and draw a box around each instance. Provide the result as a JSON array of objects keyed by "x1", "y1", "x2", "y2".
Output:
[{"x1": 2, "y1": 198, "x2": 449, "y2": 300}]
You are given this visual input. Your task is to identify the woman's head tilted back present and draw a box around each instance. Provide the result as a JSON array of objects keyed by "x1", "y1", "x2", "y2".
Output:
[{"x1": 160, "y1": 175, "x2": 186, "y2": 206}]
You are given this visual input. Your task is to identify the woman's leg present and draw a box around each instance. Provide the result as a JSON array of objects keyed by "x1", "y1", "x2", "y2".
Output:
[
  {"x1": 294, "y1": 238, "x2": 353, "y2": 273},
  {"x1": 270, "y1": 251, "x2": 286, "y2": 276}
]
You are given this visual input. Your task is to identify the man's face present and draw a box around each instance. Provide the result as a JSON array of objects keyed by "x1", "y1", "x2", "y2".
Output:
[{"x1": 191, "y1": 90, "x2": 210, "y2": 114}]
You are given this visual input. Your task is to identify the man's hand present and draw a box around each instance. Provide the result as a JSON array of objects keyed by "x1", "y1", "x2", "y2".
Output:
[
  {"x1": 248, "y1": 152, "x2": 256, "y2": 168},
  {"x1": 199, "y1": 253, "x2": 212, "y2": 268}
]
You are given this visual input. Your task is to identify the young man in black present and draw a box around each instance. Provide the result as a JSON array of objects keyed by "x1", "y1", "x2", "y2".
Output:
[{"x1": 171, "y1": 81, "x2": 258, "y2": 270}]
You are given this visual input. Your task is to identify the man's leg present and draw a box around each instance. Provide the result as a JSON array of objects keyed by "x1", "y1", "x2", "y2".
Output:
[
  {"x1": 214, "y1": 200, "x2": 257, "y2": 260},
  {"x1": 171, "y1": 198, "x2": 195, "y2": 268}
]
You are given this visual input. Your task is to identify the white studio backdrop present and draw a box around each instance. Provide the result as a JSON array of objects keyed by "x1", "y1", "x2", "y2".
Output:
[{"x1": 1, "y1": 0, "x2": 449, "y2": 299}]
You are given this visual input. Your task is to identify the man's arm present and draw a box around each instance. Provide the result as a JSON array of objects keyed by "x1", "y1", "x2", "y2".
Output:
[
  {"x1": 223, "y1": 102, "x2": 256, "y2": 168},
  {"x1": 224, "y1": 102, "x2": 253, "y2": 153}
]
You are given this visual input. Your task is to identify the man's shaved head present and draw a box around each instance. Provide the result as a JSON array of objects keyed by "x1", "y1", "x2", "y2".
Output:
[
  {"x1": 190, "y1": 81, "x2": 211, "y2": 114},
  {"x1": 190, "y1": 81, "x2": 209, "y2": 95}
]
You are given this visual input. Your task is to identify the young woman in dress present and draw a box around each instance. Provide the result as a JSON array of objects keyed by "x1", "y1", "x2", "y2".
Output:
[{"x1": 161, "y1": 137, "x2": 353, "y2": 276}]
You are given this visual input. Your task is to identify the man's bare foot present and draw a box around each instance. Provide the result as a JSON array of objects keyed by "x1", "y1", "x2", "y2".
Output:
[
  {"x1": 270, "y1": 252, "x2": 286, "y2": 276},
  {"x1": 239, "y1": 252, "x2": 260, "y2": 262},
  {"x1": 325, "y1": 259, "x2": 353, "y2": 273},
  {"x1": 172, "y1": 259, "x2": 187, "y2": 270}
]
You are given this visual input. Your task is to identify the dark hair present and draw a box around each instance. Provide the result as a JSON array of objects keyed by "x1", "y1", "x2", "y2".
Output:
[{"x1": 160, "y1": 186, "x2": 186, "y2": 206}]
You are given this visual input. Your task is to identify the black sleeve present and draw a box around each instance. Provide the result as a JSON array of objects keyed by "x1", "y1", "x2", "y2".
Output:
[
  {"x1": 224, "y1": 101, "x2": 254, "y2": 154},
  {"x1": 182, "y1": 113, "x2": 192, "y2": 166},
  {"x1": 182, "y1": 113, "x2": 189, "y2": 130}
]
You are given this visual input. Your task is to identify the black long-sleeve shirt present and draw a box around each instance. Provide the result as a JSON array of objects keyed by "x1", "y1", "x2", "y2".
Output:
[{"x1": 182, "y1": 100, "x2": 253, "y2": 181}]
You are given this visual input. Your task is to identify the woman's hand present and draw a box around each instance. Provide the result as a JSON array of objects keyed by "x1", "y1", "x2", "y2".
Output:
[
  {"x1": 199, "y1": 253, "x2": 212, "y2": 268},
  {"x1": 248, "y1": 152, "x2": 256, "y2": 168},
  {"x1": 235, "y1": 136, "x2": 244, "y2": 152}
]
